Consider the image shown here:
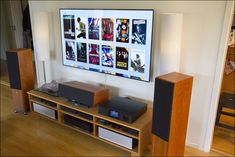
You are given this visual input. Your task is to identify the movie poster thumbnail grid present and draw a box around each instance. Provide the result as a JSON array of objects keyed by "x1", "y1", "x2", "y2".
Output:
[
  {"x1": 132, "y1": 19, "x2": 147, "y2": 45},
  {"x1": 65, "y1": 41, "x2": 75, "y2": 61},
  {"x1": 62, "y1": 13, "x2": 150, "y2": 80},
  {"x1": 63, "y1": 15, "x2": 76, "y2": 39},
  {"x1": 65, "y1": 41, "x2": 146, "y2": 73},
  {"x1": 88, "y1": 44, "x2": 100, "y2": 65},
  {"x1": 102, "y1": 45, "x2": 114, "y2": 67},
  {"x1": 116, "y1": 19, "x2": 129, "y2": 43},
  {"x1": 62, "y1": 15, "x2": 147, "y2": 45},
  {"x1": 102, "y1": 19, "x2": 114, "y2": 41},
  {"x1": 76, "y1": 17, "x2": 86, "y2": 39}
]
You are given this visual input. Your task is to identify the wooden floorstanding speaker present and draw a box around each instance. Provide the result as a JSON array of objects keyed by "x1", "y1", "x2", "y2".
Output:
[
  {"x1": 152, "y1": 72, "x2": 193, "y2": 156},
  {"x1": 6, "y1": 48, "x2": 35, "y2": 114}
]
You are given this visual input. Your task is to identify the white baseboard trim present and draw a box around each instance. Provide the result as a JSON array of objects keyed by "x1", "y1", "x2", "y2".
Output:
[{"x1": 186, "y1": 141, "x2": 201, "y2": 150}]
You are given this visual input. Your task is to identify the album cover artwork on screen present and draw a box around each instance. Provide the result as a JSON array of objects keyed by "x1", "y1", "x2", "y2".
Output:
[
  {"x1": 65, "y1": 41, "x2": 75, "y2": 61},
  {"x1": 102, "y1": 18, "x2": 114, "y2": 41},
  {"x1": 131, "y1": 49, "x2": 145, "y2": 73},
  {"x1": 88, "y1": 18, "x2": 100, "y2": 40},
  {"x1": 63, "y1": 15, "x2": 75, "y2": 39},
  {"x1": 77, "y1": 42, "x2": 87, "y2": 63},
  {"x1": 132, "y1": 19, "x2": 147, "y2": 45},
  {"x1": 116, "y1": 47, "x2": 129, "y2": 70},
  {"x1": 116, "y1": 19, "x2": 129, "y2": 43},
  {"x1": 102, "y1": 45, "x2": 114, "y2": 67},
  {"x1": 89, "y1": 44, "x2": 100, "y2": 65},
  {"x1": 76, "y1": 17, "x2": 86, "y2": 39}
]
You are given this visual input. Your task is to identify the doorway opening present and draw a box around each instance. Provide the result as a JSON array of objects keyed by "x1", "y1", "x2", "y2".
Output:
[{"x1": 211, "y1": 13, "x2": 235, "y2": 156}]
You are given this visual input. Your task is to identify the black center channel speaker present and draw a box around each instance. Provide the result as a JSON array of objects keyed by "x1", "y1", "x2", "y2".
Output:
[
  {"x1": 58, "y1": 81, "x2": 109, "y2": 107},
  {"x1": 151, "y1": 72, "x2": 193, "y2": 156},
  {"x1": 6, "y1": 48, "x2": 35, "y2": 114}
]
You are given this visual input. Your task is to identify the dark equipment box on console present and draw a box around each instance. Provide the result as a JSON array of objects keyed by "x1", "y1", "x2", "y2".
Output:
[{"x1": 98, "y1": 96, "x2": 147, "y2": 123}]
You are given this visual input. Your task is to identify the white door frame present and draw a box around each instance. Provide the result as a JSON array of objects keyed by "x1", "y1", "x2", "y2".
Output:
[{"x1": 203, "y1": 1, "x2": 234, "y2": 152}]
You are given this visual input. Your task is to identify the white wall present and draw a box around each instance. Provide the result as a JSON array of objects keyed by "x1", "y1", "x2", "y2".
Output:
[{"x1": 29, "y1": 1, "x2": 231, "y2": 151}]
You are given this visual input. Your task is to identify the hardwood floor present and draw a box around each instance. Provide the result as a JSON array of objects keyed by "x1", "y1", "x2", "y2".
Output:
[
  {"x1": 212, "y1": 127, "x2": 235, "y2": 156},
  {"x1": 0, "y1": 84, "x2": 226, "y2": 156},
  {"x1": 212, "y1": 108, "x2": 235, "y2": 156},
  {"x1": 0, "y1": 59, "x2": 9, "y2": 84}
]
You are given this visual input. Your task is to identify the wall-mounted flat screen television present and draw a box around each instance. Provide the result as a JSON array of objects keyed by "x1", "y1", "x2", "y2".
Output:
[{"x1": 60, "y1": 9, "x2": 154, "y2": 82}]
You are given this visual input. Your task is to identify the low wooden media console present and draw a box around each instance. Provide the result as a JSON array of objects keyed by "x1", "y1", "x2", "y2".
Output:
[{"x1": 27, "y1": 90, "x2": 152, "y2": 156}]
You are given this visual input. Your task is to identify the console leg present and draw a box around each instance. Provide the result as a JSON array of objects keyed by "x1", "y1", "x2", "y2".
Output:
[
  {"x1": 131, "y1": 152, "x2": 139, "y2": 157},
  {"x1": 14, "y1": 109, "x2": 28, "y2": 115}
]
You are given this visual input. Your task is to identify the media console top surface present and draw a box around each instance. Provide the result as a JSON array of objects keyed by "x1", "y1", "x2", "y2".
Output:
[
  {"x1": 59, "y1": 81, "x2": 108, "y2": 92},
  {"x1": 28, "y1": 89, "x2": 152, "y2": 130}
]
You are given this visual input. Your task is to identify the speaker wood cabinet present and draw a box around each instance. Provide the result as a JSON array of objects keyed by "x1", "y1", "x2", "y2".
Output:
[
  {"x1": 27, "y1": 90, "x2": 152, "y2": 156},
  {"x1": 6, "y1": 48, "x2": 35, "y2": 113},
  {"x1": 152, "y1": 72, "x2": 193, "y2": 156}
]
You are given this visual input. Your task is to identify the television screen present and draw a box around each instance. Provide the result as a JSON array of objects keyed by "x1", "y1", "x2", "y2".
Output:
[{"x1": 60, "y1": 9, "x2": 154, "y2": 82}]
